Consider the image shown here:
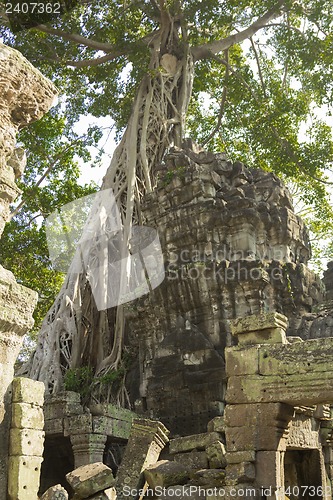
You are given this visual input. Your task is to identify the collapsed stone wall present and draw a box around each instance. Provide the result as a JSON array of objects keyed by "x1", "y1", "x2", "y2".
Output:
[
  {"x1": 0, "y1": 42, "x2": 57, "y2": 494},
  {"x1": 126, "y1": 146, "x2": 323, "y2": 435}
]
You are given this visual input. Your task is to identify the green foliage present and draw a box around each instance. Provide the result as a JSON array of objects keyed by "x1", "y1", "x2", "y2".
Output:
[
  {"x1": 64, "y1": 366, "x2": 94, "y2": 399},
  {"x1": 97, "y1": 367, "x2": 126, "y2": 385},
  {"x1": 64, "y1": 365, "x2": 126, "y2": 402}
]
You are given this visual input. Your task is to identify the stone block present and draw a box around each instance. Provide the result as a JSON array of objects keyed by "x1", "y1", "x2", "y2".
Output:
[
  {"x1": 89, "y1": 403, "x2": 136, "y2": 422},
  {"x1": 225, "y1": 426, "x2": 255, "y2": 452},
  {"x1": 207, "y1": 417, "x2": 226, "y2": 433},
  {"x1": 225, "y1": 423, "x2": 288, "y2": 453},
  {"x1": 64, "y1": 413, "x2": 93, "y2": 435},
  {"x1": 8, "y1": 455, "x2": 43, "y2": 500},
  {"x1": 224, "y1": 403, "x2": 293, "y2": 430},
  {"x1": 12, "y1": 377, "x2": 44, "y2": 406},
  {"x1": 225, "y1": 403, "x2": 294, "y2": 452},
  {"x1": 174, "y1": 451, "x2": 209, "y2": 470},
  {"x1": 144, "y1": 460, "x2": 190, "y2": 488},
  {"x1": 237, "y1": 328, "x2": 287, "y2": 345},
  {"x1": 45, "y1": 391, "x2": 81, "y2": 405},
  {"x1": 226, "y1": 372, "x2": 333, "y2": 406},
  {"x1": 92, "y1": 416, "x2": 110, "y2": 434},
  {"x1": 9, "y1": 428, "x2": 45, "y2": 456},
  {"x1": 66, "y1": 462, "x2": 114, "y2": 499},
  {"x1": 225, "y1": 451, "x2": 255, "y2": 464},
  {"x1": 255, "y1": 451, "x2": 282, "y2": 489},
  {"x1": 225, "y1": 346, "x2": 260, "y2": 376},
  {"x1": 92, "y1": 415, "x2": 132, "y2": 439},
  {"x1": 40, "y1": 484, "x2": 69, "y2": 499},
  {"x1": 225, "y1": 462, "x2": 255, "y2": 482},
  {"x1": 44, "y1": 402, "x2": 83, "y2": 421},
  {"x1": 44, "y1": 418, "x2": 64, "y2": 435},
  {"x1": 259, "y1": 338, "x2": 333, "y2": 376},
  {"x1": 189, "y1": 469, "x2": 226, "y2": 487},
  {"x1": 230, "y1": 313, "x2": 288, "y2": 336},
  {"x1": 224, "y1": 404, "x2": 259, "y2": 427},
  {"x1": 206, "y1": 441, "x2": 227, "y2": 469},
  {"x1": 44, "y1": 392, "x2": 83, "y2": 420},
  {"x1": 170, "y1": 432, "x2": 221, "y2": 454},
  {"x1": 109, "y1": 418, "x2": 132, "y2": 439},
  {"x1": 0, "y1": 271, "x2": 37, "y2": 335},
  {"x1": 12, "y1": 402, "x2": 44, "y2": 430}
]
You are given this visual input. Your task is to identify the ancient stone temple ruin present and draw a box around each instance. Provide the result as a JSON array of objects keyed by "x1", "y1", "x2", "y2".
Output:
[
  {"x1": 2, "y1": 42, "x2": 333, "y2": 499},
  {"x1": 0, "y1": 43, "x2": 57, "y2": 498},
  {"x1": 35, "y1": 147, "x2": 333, "y2": 499}
]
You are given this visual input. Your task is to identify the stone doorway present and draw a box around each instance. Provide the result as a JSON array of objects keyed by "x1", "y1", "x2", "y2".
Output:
[
  {"x1": 284, "y1": 450, "x2": 323, "y2": 499},
  {"x1": 39, "y1": 436, "x2": 74, "y2": 496}
]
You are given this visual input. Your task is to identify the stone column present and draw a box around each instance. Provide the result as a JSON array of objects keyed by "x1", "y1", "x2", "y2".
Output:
[
  {"x1": 70, "y1": 433, "x2": 108, "y2": 468},
  {"x1": 0, "y1": 42, "x2": 57, "y2": 491},
  {"x1": 8, "y1": 377, "x2": 45, "y2": 499},
  {"x1": 115, "y1": 418, "x2": 169, "y2": 500},
  {"x1": 65, "y1": 413, "x2": 107, "y2": 468}
]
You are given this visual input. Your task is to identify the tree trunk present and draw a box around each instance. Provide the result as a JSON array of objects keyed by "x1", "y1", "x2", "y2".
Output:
[{"x1": 19, "y1": 17, "x2": 194, "y2": 406}]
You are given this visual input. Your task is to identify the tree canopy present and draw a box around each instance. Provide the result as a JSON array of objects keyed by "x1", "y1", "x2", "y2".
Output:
[{"x1": 0, "y1": 0, "x2": 333, "y2": 380}]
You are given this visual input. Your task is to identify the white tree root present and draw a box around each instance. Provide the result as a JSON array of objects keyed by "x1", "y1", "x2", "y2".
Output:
[{"x1": 19, "y1": 23, "x2": 194, "y2": 406}]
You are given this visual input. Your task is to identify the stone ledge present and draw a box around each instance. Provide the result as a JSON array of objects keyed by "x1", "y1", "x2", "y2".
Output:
[{"x1": 230, "y1": 313, "x2": 288, "y2": 337}]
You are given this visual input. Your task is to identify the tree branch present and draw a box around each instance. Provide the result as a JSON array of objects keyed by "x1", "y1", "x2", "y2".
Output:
[
  {"x1": 63, "y1": 52, "x2": 126, "y2": 68},
  {"x1": 191, "y1": 0, "x2": 287, "y2": 60},
  {"x1": 34, "y1": 25, "x2": 160, "y2": 67},
  {"x1": 9, "y1": 137, "x2": 86, "y2": 220},
  {"x1": 250, "y1": 37, "x2": 266, "y2": 97},
  {"x1": 35, "y1": 24, "x2": 118, "y2": 52},
  {"x1": 35, "y1": 49, "x2": 125, "y2": 68}
]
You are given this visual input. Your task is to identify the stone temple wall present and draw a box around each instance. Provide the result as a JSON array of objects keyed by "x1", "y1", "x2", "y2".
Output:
[
  {"x1": 126, "y1": 145, "x2": 324, "y2": 435},
  {"x1": 0, "y1": 42, "x2": 57, "y2": 494}
]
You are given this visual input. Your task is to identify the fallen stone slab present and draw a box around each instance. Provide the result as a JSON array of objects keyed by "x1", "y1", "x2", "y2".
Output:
[
  {"x1": 66, "y1": 462, "x2": 114, "y2": 499},
  {"x1": 189, "y1": 469, "x2": 226, "y2": 487},
  {"x1": 173, "y1": 451, "x2": 208, "y2": 469},
  {"x1": 40, "y1": 484, "x2": 68, "y2": 499},
  {"x1": 144, "y1": 460, "x2": 190, "y2": 488},
  {"x1": 169, "y1": 432, "x2": 221, "y2": 454}
]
